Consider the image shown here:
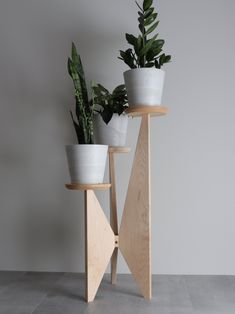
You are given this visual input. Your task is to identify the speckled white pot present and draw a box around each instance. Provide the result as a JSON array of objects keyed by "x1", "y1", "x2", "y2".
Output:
[
  {"x1": 124, "y1": 68, "x2": 165, "y2": 107},
  {"x1": 65, "y1": 144, "x2": 108, "y2": 184},
  {"x1": 93, "y1": 113, "x2": 128, "y2": 147}
]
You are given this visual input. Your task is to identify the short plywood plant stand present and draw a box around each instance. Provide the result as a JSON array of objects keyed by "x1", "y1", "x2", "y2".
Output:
[{"x1": 66, "y1": 105, "x2": 168, "y2": 302}]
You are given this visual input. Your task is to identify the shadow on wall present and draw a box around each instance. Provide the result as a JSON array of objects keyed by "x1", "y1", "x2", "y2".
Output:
[{"x1": 0, "y1": 0, "x2": 126, "y2": 271}]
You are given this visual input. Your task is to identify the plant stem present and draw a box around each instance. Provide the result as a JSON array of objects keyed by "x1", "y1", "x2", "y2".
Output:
[{"x1": 132, "y1": 52, "x2": 138, "y2": 67}]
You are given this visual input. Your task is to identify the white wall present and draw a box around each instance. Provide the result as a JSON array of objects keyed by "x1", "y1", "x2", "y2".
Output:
[{"x1": 0, "y1": 0, "x2": 235, "y2": 274}]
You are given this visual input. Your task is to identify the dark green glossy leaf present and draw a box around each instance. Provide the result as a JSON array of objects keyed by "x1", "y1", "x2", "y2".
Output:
[
  {"x1": 146, "y1": 39, "x2": 164, "y2": 60},
  {"x1": 144, "y1": 13, "x2": 157, "y2": 26},
  {"x1": 155, "y1": 59, "x2": 160, "y2": 68},
  {"x1": 152, "y1": 39, "x2": 164, "y2": 48},
  {"x1": 137, "y1": 35, "x2": 142, "y2": 48},
  {"x1": 146, "y1": 47, "x2": 162, "y2": 61},
  {"x1": 112, "y1": 84, "x2": 126, "y2": 94},
  {"x1": 145, "y1": 20, "x2": 159, "y2": 35},
  {"x1": 145, "y1": 62, "x2": 155, "y2": 67},
  {"x1": 92, "y1": 86, "x2": 103, "y2": 96},
  {"x1": 97, "y1": 84, "x2": 109, "y2": 95},
  {"x1": 125, "y1": 33, "x2": 137, "y2": 46},
  {"x1": 134, "y1": 35, "x2": 143, "y2": 55},
  {"x1": 144, "y1": 7, "x2": 154, "y2": 19},
  {"x1": 153, "y1": 46, "x2": 163, "y2": 55},
  {"x1": 159, "y1": 53, "x2": 165, "y2": 66},
  {"x1": 164, "y1": 55, "x2": 171, "y2": 63},
  {"x1": 138, "y1": 23, "x2": 145, "y2": 33},
  {"x1": 139, "y1": 34, "x2": 157, "y2": 57},
  {"x1": 101, "y1": 107, "x2": 113, "y2": 124},
  {"x1": 98, "y1": 100, "x2": 107, "y2": 109},
  {"x1": 138, "y1": 16, "x2": 144, "y2": 25},
  {"x1": 119, "y1": 49, "x2": 136, "y2": 69},
  {"x1": 116, "y1": 103, "x2": 128, "y2": 115},
  {"x1": 143, "y1": 0, "x2": 153, "y2": 11}
]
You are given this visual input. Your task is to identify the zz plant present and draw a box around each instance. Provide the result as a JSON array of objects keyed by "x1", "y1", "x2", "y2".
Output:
[
  {"x1": 92, "y1": 84, "x2": 128, "y2": 124},
  {"x1": 67, "y1": 42, "x2": 94, "y2": 144},
  {"x1": 119, "y1": 0, "x2": 171, "y2": 69}
]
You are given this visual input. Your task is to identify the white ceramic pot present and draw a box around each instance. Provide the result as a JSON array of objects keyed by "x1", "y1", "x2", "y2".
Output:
[
  {"x1": 93, "y1": 113, "x2": 128, "y2": 147},
  {"x1": 65, "y1": 144, "x2": 108, "y2": 184},
  {"x1": 124, "y1": 68, "x2": 165, "y2": 107}
]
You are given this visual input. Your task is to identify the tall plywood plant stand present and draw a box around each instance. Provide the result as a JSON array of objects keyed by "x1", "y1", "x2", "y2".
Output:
[
  {"x1": 66, "y1": 105, "x2": 167, "y2": 302},
  {"x1": 119, "y1": 106, "x2": 167, "y2": 300},
  {"x1": 65, "y1": 183, "x2": 114, "y2": 302}
]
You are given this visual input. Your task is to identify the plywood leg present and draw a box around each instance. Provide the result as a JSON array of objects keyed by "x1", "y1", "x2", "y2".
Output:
[
  {"x1": 109, "y1": 152, "x2": 118, "y2": 284},
  {"x1": 119, "y1": 114, "x2": 152, "y2": 300},
  {"x1": 84, "y1": 190, "x2": 115, "y2": 302}
]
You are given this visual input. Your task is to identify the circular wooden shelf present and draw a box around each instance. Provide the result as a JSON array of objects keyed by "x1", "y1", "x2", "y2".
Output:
[
  {"x1": 108, "y1": 147, "x2": 131, "y2": 154},
  {"x1": 65, "y1": 183, "x2": 111, "y2": 191},
  {"x1": 125, "y1": 105, "x2": 168, "y2": 117}
]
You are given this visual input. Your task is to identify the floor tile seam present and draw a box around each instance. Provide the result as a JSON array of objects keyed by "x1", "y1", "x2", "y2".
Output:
[
  {"x1": 0, "y1": 271, "x2": 27, "y2": 296},
  {"x1": 181, "y1": 275, "x2": 196, "y2": 312},
  {"x1": 29, "y1": 272, "x2": 65, "y2": 314}
]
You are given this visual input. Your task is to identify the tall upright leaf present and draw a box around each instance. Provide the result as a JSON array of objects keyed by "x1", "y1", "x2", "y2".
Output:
[{"x1": 67, "y1": 43, "x2": 94, "y2": 144}]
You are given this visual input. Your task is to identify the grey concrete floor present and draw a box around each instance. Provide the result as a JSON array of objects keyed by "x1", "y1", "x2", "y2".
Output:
[{"x1": 0, "y1": 272, "x2": 235, "y2": 314}]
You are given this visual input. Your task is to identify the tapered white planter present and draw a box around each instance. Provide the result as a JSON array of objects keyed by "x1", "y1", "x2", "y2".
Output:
[
  {"x1": 124, "y1": 68, "x2": 165, "y2": 107},
  {"x1": 93, "y1": 113, "x2": 128, "y2": 147},
  {"x1": 66, "y1": 144, "x2": 108, "y2": 184}
]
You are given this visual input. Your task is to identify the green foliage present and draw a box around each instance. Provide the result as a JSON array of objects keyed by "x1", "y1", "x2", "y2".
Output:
[
  {"x1": 67, "y1": 42, "x2": 94, "y2": 144},
  {"x1": 118, "y1": 0, "x2": 171, "y2": 69},
  {"x1": 92, "y1": 84, "x2": 128, "y2": 124}
]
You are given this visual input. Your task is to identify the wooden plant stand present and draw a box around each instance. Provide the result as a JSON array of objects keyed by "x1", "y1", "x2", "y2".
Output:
[{"x1": 66, "y1": 105, "x2": 168, "y2": 302}]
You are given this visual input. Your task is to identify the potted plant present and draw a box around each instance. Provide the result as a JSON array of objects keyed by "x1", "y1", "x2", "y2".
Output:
[
  {"x1": 92, "y1": 84, "x2": 129, "y2": 147},
  {"x1": 66, "y1": 43, "x2": 108, "y2": 184},
  {"x1": 118, "y1": 0, "x2": 171, "y2": 107}
]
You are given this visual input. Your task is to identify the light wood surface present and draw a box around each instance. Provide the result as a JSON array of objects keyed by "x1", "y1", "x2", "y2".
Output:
[
  {"x1": 85, "y1": 190, "x2": 115, "y2": 302},
  {"x1": 108, "y1": 153, "x2": 118, "y2": 234},
  {"x1": 125, "y1": 105, "x2": 168, "y2": 117},
  {"x1": 66, "y1": 109, "x2": 160, "y2": 301},
  {"x1": 119, "y1": 114, "x2": 152, "y2": 300},
  {"x1": 108, "y1": 147, "x2": 131, "y2": 154},
  {"x1": 110, "y1": 249, "x2": 118, "y2": 285},
  {"x1": 108, "y1": 147, "x2": 131, "y2": 284},
  {"x1": 108, "y1": 151, "x2": 118, "y2": 284},
  {"x1": 65, "y1": 183, "x2": 111, "y2": 191}
]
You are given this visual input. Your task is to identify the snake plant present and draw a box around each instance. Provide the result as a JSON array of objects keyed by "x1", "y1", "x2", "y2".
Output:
[{"x1": 67, "y1": 42, "x2": 94, "y2": 144}]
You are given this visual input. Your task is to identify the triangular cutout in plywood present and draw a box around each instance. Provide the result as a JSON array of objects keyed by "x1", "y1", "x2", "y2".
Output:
[
  {"x1": 119, "y1": 115, "x2": 152, "y2": 300},
  {"x1": 85, "y1": 190, "x2": 115, "y2": 302}
]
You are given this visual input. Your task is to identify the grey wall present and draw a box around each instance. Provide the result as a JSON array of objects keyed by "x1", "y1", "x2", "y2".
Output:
[{"x1": 0, "y1": 0, "x2": 235, "y2": 274}]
